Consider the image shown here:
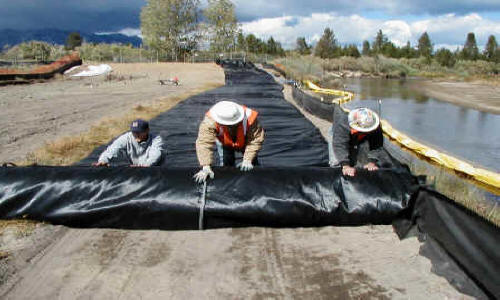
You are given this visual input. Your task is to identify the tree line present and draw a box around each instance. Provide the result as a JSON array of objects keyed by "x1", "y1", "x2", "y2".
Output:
[
  {"x1": 140, "y1": 0, "x2": 283, "y2": 59},
  {"x1": 1, "y1": 0, "x2": 285, "y2": 62},
  {"x1": 300, "y1": 28, "x2": 500, "y2": 67}
]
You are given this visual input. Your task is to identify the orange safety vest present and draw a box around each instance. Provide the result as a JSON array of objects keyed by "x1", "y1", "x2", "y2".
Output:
[
  {"x1": 207, "y1": 106, "x2": 259, "y2": 150},
  {"x1": 350, "y1": 128, "x2": 367, "y2": 142}
]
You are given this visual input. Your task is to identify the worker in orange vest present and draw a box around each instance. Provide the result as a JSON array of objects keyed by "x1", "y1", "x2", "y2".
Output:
[
  {"x1": 194, "y1": 100, "x2": 265, "y2": 183},
  {"x1": 328, "y1": 107, "x2": 383, "y2": 177}
]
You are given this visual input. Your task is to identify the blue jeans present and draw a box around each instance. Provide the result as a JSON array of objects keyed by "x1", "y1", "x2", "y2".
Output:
[{"x1": 215, "y1": 140, "x2": 259, "y2": 167}]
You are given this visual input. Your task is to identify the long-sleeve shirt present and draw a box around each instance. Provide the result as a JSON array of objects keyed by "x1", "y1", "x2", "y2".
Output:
[
  {"x1": 332, "y1": 107, "x2": 383, "y2": 167},
  {"x1": 196, "y1": 115, "x2": 265, "y2": 166},
  {"x1": 98, "y1": 132, "x2": 165, "y2": 166}
]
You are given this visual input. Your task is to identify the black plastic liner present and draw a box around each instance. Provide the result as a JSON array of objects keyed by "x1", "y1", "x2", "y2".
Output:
[
  {"x1": 395, "y1": 188, "x2": 500, "y2": 299},
  {"x1": 0, "y1": 166, "x2": 417, "y2": 229},
  {"x1": 262, "y1": 64, "x2": 336, "y2": 122},
  {"x1": 1, "y1": 62, "x2": 498, "y2": 298},
  {"x1": 78, "y1": 65, "x2": 328, "y2": 167},
  {"x1": 283, "y1": 69, "x2": 500, "y2": 299},
  {"x1": 292, "y1": 87, "x2": 335, "y2": 122}
]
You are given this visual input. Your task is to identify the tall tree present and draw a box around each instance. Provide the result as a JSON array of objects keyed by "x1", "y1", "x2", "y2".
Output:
[
  {"x1": 236, "y1": 31, "x2": 246, "y2": 51},
  {"x1": 204, "y1": 0, "x2": 239, "y2": 53},
  {"x1": 296, "y1": 37, "x2": 311, "y2": 55},
  {"x1": 314, "y1": 28, "x2": 339, "y2": 59},
  {"x1": 484, "y1": 35, "x2": 499, "y2": 62},
  {"x1": 257, "y1": 39, "x2": 267, "y2": 54},
  {"x1": 141, "y1": 0, "x2": 200, "y2": 59},
  {"x1": 462, "y1": 32, "x2": 479, "y2": 60},
  {"x1": 417, "y1": 32, "x2": 433, "y2": 59},
  {"x1": 275, "y1": 42, "x2": 285, "y2": 56},
  {"x1": 266, "y1": 37, "x2": 278, "y2": 55},
  {"x1": 65, "y1": 32, "x2": 82, "y2": 50},
  {"x1": 362, "y1": 40, "x2": 371, "y2": 56},
  {"x1": 245, "y1": 34, "x2": 259, "y2": 53},
  {"x1": 372, "y1": 30, "x2": 388, "y2": 54}
]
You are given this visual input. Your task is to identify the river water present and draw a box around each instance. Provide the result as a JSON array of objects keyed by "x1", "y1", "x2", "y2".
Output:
[{"x1": 342, "y1": 78, "x2": 500, "y2": 173}]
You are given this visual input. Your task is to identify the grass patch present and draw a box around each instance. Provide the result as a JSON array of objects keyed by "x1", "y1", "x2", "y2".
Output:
[
  {"x1": 18, "y1": 82, "x2": 222, "y2": 166},
  {"x1": 411, "y1": 158, "x2": 500, "y2": 226},
  {"x1": 383, "y1": 132, "x2": 499, "y2": 226}
]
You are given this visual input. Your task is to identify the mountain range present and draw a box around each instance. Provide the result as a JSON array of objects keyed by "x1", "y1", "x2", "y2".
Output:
[{"x1": 0, "y1": 29, "x2": 142, "y2": 49}]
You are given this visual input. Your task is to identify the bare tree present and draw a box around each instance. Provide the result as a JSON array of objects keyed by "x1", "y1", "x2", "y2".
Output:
[{"x1": 484, "y1": 35, "x2": 499, "y2": 62}]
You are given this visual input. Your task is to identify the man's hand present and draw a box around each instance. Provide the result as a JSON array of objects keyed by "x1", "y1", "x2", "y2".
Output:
[
  {"x1": 238, "y1": 160, "x2": 254, "y2": 172},
  {"x1": 92, "y1": 161, "x2": 109, "y2": 167},
  {"x1": 193, "y1": 166, "x2": 215, "y2": 183},
  {"x1": 363, "y1": 162, "x2": 379, "y2": 171},
  {"x1": 342, "y1": 165, "x2": 356, "y2": 177}
]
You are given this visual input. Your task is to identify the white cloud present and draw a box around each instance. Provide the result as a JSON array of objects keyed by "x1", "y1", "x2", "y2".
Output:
[
  {"x1": 241, "y1": 13, "x2": 500, "y2": 50},
  {"x1": 233, "y1": 0, "x2": 500, "y2": 21},
  {"x1": 381, "y1": 20, "x2": 412, "y2": 46},
  {"x1": 95, "y1": 27, "x2": 142, "y2": 38},
  {"x1": 117, "y1": 28, "x2": 142, "y2": 37}
]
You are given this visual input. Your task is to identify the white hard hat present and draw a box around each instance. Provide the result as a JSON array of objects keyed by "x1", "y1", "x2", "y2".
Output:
[
  {"x1": 209, "y1": 101, "x2": 244, "y2": 126},
  {"x1": 348, "y1": 108, "x2": 380, "y2": 132}
]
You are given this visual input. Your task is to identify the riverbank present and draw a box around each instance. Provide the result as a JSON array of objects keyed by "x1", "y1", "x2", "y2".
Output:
[
  {"x1": 272, "y1": 56, "x2": 500, "y2": 110},
  {"x1": 413, "y1": 80, "x2": 500, "y2": 114}
]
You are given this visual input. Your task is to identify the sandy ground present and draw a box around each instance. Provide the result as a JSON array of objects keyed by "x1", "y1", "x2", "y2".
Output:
[
  {"x1": 0, "y1": 64, "x2": 471, "y2": 299},
  {"x1": 414, "y1": 80, "x2": 500, "y2": 114},
  {"x1": 0, "y1": 62, "x2": 225, "y2": 163},
  {"x1": 1, "y1": 225, "x2": 469, "y2": 299}
]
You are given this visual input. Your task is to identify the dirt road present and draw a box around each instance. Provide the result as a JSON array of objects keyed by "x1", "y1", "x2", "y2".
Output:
[
  {"x1": 0, "y1": 64, "x2": 471, "y2": 299},
  {"x1": 0, "y1": 63, "x2": 224, "y2": 163}
]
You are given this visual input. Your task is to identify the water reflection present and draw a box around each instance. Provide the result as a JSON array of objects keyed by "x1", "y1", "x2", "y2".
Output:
[{"x1": 344, "y1": 78, "x2": 500, "y2": 172}]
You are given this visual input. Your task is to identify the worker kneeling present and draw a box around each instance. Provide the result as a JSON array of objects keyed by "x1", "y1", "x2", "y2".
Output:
[
  {"x1": 93, "y1": 119, "x2": 165, "y2": 167},
  {"x1": 328, "y1": 107, "x2": 383, "y2": 177},
  {"x1": 194, "y1": 100, "x2": 265, "y2": 183}
]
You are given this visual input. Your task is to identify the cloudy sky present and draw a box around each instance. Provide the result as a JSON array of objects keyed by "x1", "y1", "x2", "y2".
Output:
[{"x1": 1, "y1": 0, "x2": 500, "y2": 49}]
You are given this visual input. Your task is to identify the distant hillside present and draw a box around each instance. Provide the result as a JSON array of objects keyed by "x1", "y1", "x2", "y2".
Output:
[{"x1": 0, "y1": 29, "x2": 142, "y2": 49}]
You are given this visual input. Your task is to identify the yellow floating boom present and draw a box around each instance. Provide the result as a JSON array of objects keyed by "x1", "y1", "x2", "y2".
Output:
[
  {"x1": 305, "y1": 80, "x2": 500, "y2": 192},
  {"x1": 305, "y1": 81, "x2": 354, "y2": 104}
]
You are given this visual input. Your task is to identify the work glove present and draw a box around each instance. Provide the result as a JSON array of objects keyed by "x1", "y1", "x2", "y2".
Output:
[
  {"x1": 193, "y1": 166, "x2": 214, "y2": 183},
  {"x1": 238, "y1": 160, "x2": 254, "y2": 172}
]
